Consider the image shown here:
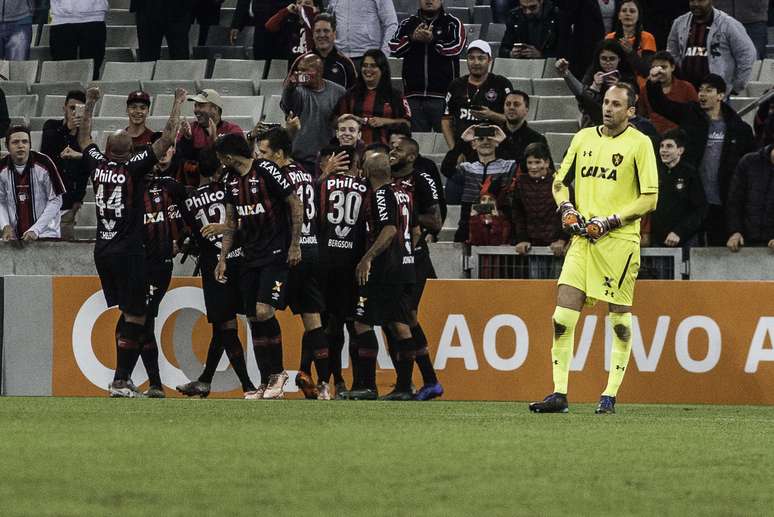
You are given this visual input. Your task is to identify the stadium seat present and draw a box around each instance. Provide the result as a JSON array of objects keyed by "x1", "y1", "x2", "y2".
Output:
[
  {"x1": 219, "y1": 95, "x2": 264, "y2": 124},
  {"x1": 40, "y1": 59, "x2": 94, "y2": 84},
  {"x1": 197, "y1": 79, "x2": 255, "y2": 96},
  {"x1": 745, "y1": 82, "x2": 771, "y2": 97},
  {"x1": 493, "y1": 58, "x2": 545, "y2": 79},
  {"x1": 192, "y1": 46, "x2": 248, "y2": 65},
  {"x1": 388, "y1": 57, "x2": 402, "y2": 79},
  {"x1": 757, "y1": 59, "x2": 774, "y2": 83},
  {"x1": 99, "y1": 93, "x2": 150, "y2": 116},
  {"x1": 105, "y1": 9, "x2": 134, "y2": 25},
  {"x1": 258, "y1": 79, "x2": 284, "y2": 97},
  {"x1": 262, "y1": 95, "x2": 285, "y2": 123},
  {"x1": 414, "y1": 132, "x2": 435, "y2": 154},
  {"x1": 447, "y1": 7, "x2": 471, "y2": 23},
  {"x1": 36, "y1": 24, "x2": 52, "y2": 46},
  {"x1": 265, "y1": 60, "x2": 290, "y2": 79},
  {"x1": 532, "y1": 78, "x2": 569, "y2": 96},
  {"x1": 529, "y1": 119, "x2": 580, "y2": 133},
  {"x1": 102, "y1": 61, "x2": 155, "y2": 82},
  {"x1": 206, "y1": 26, "x2": 254, "y2": 47},
  {"x1": 30, "y1": 82, "x2": 85, "y2": 105},
  {"x1": 533, "y1": 95, "x2": 578, "y2": 120},
  {"x1": 106, "y1": 25, "x2": 139, "y2": 49},
  {"x1": 89, "y1": 80, "x2": 142, "y2": 96},
  {"x1": 102, "y1": 47, "x2": 135, "y2": 63},
  {"x1": 108, "y1": 0, "x2": 131, "y2": 8},
  {"x1": 393, "y1": 0, "x2": 414, "y2": 12},
  {"x1": 391, "y1": 77, "x2": 404, "y2": 94},
  {"x1": 396, "y1": 11, "x2": 410, "y2": 22},
  {"x1": 222, "y1": 0, "x2": 237, "y2": 6},
  {"x1": 472, "y1": 6, "x2": 492, "y2": 26},
  {"x1": 40, "y1": 95, "x2": 66, "y2": 117},
  {"x1": 728, "y1": 97, "x2": 756, "y2": 126},
  {"x1": 432, "y1": 133, "x2": 451, "y2": 154},
  {"x1": 212, "y1": 59, "x2": 265, "y2": 89},
  {"x1": 485, "y1": 23, "x2": 506, "y2": 44},
  {"x1": 460, "y1": 60, "x2": 468, "y2": 76},
  {"x1": 510, "y1": 77, "x2": 533, "y2": 95},
  {"x1": 141, "y1": 80, "x2": 198, "y2": 96},
  {"x1": 542, "y1": 58, "x2": 561, "y2": 78},
  {"x1": 153, "y1": 60, "x2": 207, "y2": 80},
  {"x1": 151, "y1": 94, "x2": 195, "y2": 117},
  {"x1": 0, "y1": 81, "x2": 30, "y2": 95},
  {"x1": 30, "y1": 130, "x2": 42, "y2": 151},
  {"x1": 219, "y1": 8, "x2": 236, "y2": 27},
  {"x1": 5, "y1": 95, "x2": 38, "y2": 118},
  {"x1": 2, "y1": 60, "x2": 39, "y2": 83},
  {"x1": 29, "y1": 47, "x2": 52, "y2": 61},
  {"x1": 545, "y1": 132, "x2": 575, "y2": 164},
  {"x1": 465, "y1": 24, "x2": 482, "y2": 42},
  {"x1": 93, "y1": 117, "x2": 129, "y2": 132},
  {"x1": 751, "y1": 59, "x2": 762, "y2": 81},
  {"x1": 28, "y1": 117, "x2": 49, "y2": 131}
]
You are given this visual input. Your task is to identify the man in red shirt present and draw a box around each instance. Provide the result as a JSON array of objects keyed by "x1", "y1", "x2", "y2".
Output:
[
  {"x1": 638, "y1": 51, "x2": 698, "y2": 134},
  {"x1": 125, "y1": 90, "x2": 155, "y2": 147}
]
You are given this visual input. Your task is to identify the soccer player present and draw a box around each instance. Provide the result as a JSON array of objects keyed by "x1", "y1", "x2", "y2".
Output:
[
  {"x1": 174, "y1": 150, "x2": 261, "y2": 399},
  {"x1": 338, "y1": 152, "x2": 418, "y2": 401},
  {"x1": 78, "y1": 86, "x2": 186, "y2": 398},
  {"x1": 214, "y1": 133, "x2": 303, "y2": 400},
  {"x1": 255, "y1": 127, "x2": 331, "y2": 400},
  {"x1": 528, "y1": 83, "x2": 658, "y2": 415},
  {"x1": 389, "y1": 136, "x2": 445, "y2": 400}
]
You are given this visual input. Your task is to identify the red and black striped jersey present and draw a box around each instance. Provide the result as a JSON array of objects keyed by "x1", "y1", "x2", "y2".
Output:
[
  {"x1": 395, "y1": 167, "x2": 443, "y2": 253},
  {"x1": 318, "y1": 173, "x2": 368, "y2": 265},
  {"x1": 366, "y1": 182, "x2": 415, "y2": 285},
  {"x1": 84, "y1": 143, "x2": 158, "y2": 256},
  {"x1": 282, "y1": 162, "x2": 319, "y2": 262},
  {"x1": 142, "y1": 176, "x2": 185, "y2": 261},
  {"x1": 180, "y1": 177, "x2": 242, "y2": 261},
  {"x1": 226, "y1": 159, "x2": 293, "y2": 267}
]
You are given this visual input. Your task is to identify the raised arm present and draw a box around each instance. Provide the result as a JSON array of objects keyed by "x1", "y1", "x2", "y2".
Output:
[
  {"x1": 78, "y1": 87, "x2": 100, "y2": 151},
  {"x1": 151, "y1": 88, "x2": 186, "y2": 161}
]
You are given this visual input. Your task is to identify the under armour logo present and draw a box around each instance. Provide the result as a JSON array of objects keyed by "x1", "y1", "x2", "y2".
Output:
[
  {"x1": 553, "y1": 360, "x2": 559, "y2": 365},
  {"x1": 583, "y1": 150, "x2": 593, "y2": 157},
  {"x1": 148, "y1": 285, "x2": 157, "y2": 296},
  {"x1": 615, "y1": 365, "x2": 625, "y2": 371},
  {"x1": 603, "y1": 276, "x2": 613, "y2": 288}
]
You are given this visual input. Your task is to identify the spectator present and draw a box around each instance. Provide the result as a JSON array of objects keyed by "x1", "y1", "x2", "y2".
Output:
[
  {"x1": 605, "y1": 0, "x2": 656, "y2": 86},
  {"x1": 648, "y1": 128, "x2": 706, "y2": 248},
  {"x1": 714, "y1": 0, "x2": 768, "y2": 59},
  {"x1": 265, "y1": 0, "x2": 322, "y2": 64},
  {"x1": 0, "y1": 126, "x2": 65, "y2": 241},
  {"x1": 327, "y1": 0, "x2": 398, "y2": 65},
  {"x1": 334, "y1": 49, "x2": 411, "y2": 145},
  {"x1": 511, "y1": 142, "x2": 565, "y2": 261},
  {"x1": 0, "y1": 87, "x2": 9, "y2": 137},
  {"x1": 638, "y1": 50, "x2": 698, "y2": 134},
  {"x1": 726, "y1": 143, "x2": 774, "y2": 252},
  {"x1": 231, "y1": 0, "x2": 290, "y2": 61},
  {"x1": 499, "y1": 0, "x2": 567, "y2": 59},
  {"x1": 497, "y1": 90, "x2": 547, "y2": 165},
  {"x1": 40, "y1": 90, "x2": 88, "y2": 241},
  {"x1": 282, "y1": 53, "x2": 346, "y2": 172},
  {"x1": 131, "y1": 0, "x2": 193, "y2": 61},
  {"x1": 193, "y1": 0, "x2": 224, "y2": 47},
  {"x1": 753, "y1": 98, "x2": 774, "y2": 148},
  {"x1": 0, "y1": 0, "x2": 32, "y2": 60},
  {"x1": 468, "y1": 192, "x2": 512, "y2": 246},
  {"x1": 390, "y1": 0, "x2": 466, "y2": 133},
  {"x1": 450, "y1": 123, "x2": 517, "y2": 242},
  {"x1": 295, "y1": 12, "x2": 357, "y2": 90},
  {"x1": 642, "y1": 0, "x2": 688, "y2": 49},
  {"x1": 491, "y1": 0, "x2": 517, "y2": 24},
  {"x1": 124, "y1": 91, "x2": 155, "y2": 147},
  {"x1": 647, "y1": 70, "x2": 754, "y2": 245},
  {"x1": 49, "y1": 0, "x2": 107, "y2": 80},
  {"x1": 563, "y1": 0, "x2": 619, "y2": 78},
  {"x1": 667, "y1": 0, "x2": 757, "y2": 94}
]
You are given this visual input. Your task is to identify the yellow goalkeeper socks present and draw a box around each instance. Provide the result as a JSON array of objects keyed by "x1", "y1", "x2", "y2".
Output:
[
  {"x1": 603, "y1": 312, "x2": 633, "y2": 397},
  {"x1": 551, "y1": 306, "x2": 580, "y2": 395}
]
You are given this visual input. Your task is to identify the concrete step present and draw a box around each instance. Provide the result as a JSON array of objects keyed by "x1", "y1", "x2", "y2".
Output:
[
  {"x1": 74, "y1": 226, "x2": 96, "y2": 240},
  {"x1": 77, "y1": 202, "x2": 97, "y2": 226}
]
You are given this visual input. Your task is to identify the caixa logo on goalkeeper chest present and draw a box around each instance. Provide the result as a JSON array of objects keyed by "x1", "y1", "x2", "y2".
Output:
[{"x1": 580, "y1": 166, "x2": 618, "y2": 181}]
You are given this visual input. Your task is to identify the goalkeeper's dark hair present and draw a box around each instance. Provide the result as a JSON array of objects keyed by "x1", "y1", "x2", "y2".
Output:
[
  {"x1": 258, "y1": 126, "x2": 292, "y2": 157},
  {"x1": 214, "y1": 133, "x2": 251, "y2": 159},
  {"x1": 661, "y1": 128, "x2": 687, "y2": 149},
  {"x1": 524, "y1": 142, "x2": 551, "y2": 161}
]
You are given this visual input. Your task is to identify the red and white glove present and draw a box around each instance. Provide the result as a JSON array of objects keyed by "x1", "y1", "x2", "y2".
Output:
[
  {"x1": 585, "y1": 215, "x2": 622, "y2": 241},
  {"x1": 558, "y1": 201, "x2": 586, "y2": 236}
]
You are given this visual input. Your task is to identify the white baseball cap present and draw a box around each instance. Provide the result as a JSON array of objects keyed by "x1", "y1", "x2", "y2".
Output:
[{"x1": 467, "y1": 40, "x2": 492, "y2": 58}]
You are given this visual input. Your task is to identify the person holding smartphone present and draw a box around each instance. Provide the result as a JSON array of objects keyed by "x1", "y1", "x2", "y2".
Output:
[{"x1": 498, "y1": 0, "x2": 567, "y2": 59}]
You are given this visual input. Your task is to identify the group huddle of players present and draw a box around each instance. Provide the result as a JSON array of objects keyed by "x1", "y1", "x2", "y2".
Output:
[{"x1": 80, "y1": 86, "x2": 446, "y2": 402}]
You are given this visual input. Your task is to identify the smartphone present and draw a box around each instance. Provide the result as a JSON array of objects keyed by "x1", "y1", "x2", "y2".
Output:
[
  {"x1": 512, "y1": 43, "x2": 526, "y2": 49},
  {"x1": 470, "y1": 104, "x2": 485, "y2": 111},
  {"x1": 73, "y1": 104, "x2": 85, "y2": 119},
  {"x1": 600, "y1": 70, "x2": 620, "y2": 79},
  {"x1": 474, "y1": 125, "x2": 496, "y2": 138},
  {"x1": 296, "y1": 72, "x2": 310, "y2": 83},
  {"x1": 472, "y1": 203, "x2": 493, "y2": 215}
]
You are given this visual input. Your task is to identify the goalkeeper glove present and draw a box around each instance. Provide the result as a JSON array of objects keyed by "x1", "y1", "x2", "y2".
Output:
[
  {"x1": 585, "y1": 215, "x2": 622, "y2": 241},
  {"x1": 558, "y1": 201, "x2": 586, "y2": 236}
]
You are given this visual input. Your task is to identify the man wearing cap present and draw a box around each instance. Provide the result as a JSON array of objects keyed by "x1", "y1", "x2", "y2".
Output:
[{"x1": 125, "y1": 91, "x2": 155, "y2": 147}]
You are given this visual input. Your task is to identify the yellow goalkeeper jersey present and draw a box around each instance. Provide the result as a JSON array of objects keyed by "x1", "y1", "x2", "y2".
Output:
[{"x1": 555, "y1": 125, "x2": 659, "y2": 243}]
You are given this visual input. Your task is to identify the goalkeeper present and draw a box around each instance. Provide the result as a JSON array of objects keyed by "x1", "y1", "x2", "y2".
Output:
[{"x1": 529, "y1": 83, "x2": 658, "y2": 415}]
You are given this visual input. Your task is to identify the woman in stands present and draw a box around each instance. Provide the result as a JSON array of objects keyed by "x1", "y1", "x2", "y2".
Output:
[
  {"x1": 605, "y1": 0, "x2": 656, "y2": 87},
  {"x1": 334, "y1": 49, "x2": 411, "y2": 145},
  {"x1": 265, "y1": 0, "x2": 324, "y2": 66}
]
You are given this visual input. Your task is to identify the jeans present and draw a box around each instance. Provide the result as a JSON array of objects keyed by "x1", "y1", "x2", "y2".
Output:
[
  {"x1": 744, "y1": 21, "x2": 768, "y2": 60},
  {"x1": 0, "y1": 20, "x2": 32, "y2": 60},
  {"x1": 407, "y1": 97, "x2": 445, "y2": 132},
  {"x1": 490, "y1": 0, "x2": 516, "y2": 23}
]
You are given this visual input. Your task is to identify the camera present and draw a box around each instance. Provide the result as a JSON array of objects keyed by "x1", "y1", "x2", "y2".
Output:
[{"x1": 474, "y1": 125, "x2": 496, "y2": 138}]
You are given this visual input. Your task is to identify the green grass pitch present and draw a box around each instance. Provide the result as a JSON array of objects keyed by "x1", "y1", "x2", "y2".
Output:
[{"x1": 1, "y1": 398, "x2": 773, "y2": 516}]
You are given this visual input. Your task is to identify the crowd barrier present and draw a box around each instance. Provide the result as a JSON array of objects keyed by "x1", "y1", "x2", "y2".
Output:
[{"x1": 2, "y1": 276, "x2": 774, "y2": 404}]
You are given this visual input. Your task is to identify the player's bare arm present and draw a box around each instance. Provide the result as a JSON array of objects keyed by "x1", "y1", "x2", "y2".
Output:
[
  {"x1": 78, "y1": 87, "x2": 100, "y2": 150},
  {"x1": 285, "y1": 193, "x2": 303, "y2": 266},
  {"x1": 418, "y1": 205, "x2": 442, "y2": 234},
  {"x1": 151, "y1": 88, "x2": 186, "y2": 160},
  {"x1": 356, "y1": 225, "x2": 397, "y2": 286},
  {"x1": 215, "y1": 203, "x2": 236, "y2": 283}
]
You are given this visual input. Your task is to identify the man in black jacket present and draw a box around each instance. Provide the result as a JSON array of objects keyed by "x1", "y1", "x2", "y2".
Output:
[
  {"x1": 646, "y1": 68, "x2": 754, "y2": 246},
  {"x1": 499, "y1": 0, "x2": 567, "y2": 59},
  {"x1": 497, "y1": 90, "x2": 547, "y2": 166},
  {"x1": 389, "y1": 0, "x2": 466, "y2": 132},
  {"x1": 726, "y1": 144, "x2": 774, "y2": 252},
  {"x1": 131, "y1": 0, "x2": 193, "y2": 61}
]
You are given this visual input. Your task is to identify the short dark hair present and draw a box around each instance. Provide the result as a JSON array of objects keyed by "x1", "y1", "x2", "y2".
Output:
[
  {"x1": 651, "y1": 50, "x2": 676, "y2": 66},
  {"x1": 700, "y1": 73, "x2": 727, "y2": 94},
  {"x1": 313, "y1": 12, "x2": 336, "y2": 31},
  {"x1": 661, "y1": 128, "x2": 687, "y2": 149},
  {"x1": 65, "y1": 90, "x2": 86, "y2": 104},
  {"x1": 610, "y1": 82, "x2": 637, "y2": 108},
  {"x1": 524, "y1": 141, "x2": 551, "y2": 161},
  {"x1": 399, "y1": 137, "x2": 419, "y2": 156},
  {"x1": 198, "y1": 149, "x2": 222, "y2": 178},
  {"x1": 5, "y1": 125, "x2": 31, "y2": 146},
  {"x1": 506, "y1": 89, "x2": 530, "y2": 108},
  {"x1": 387, "y1": 125, "x2": 412, "y2": 139},
  {"x1": 364, "y1": 142, "x2": 390, "y2": 155},
  {"x1": 214, "y1": 133, "x2": 251, "y2": 159},
  {"x1": 259, "y1": 126, "x2": 292, "y2": 157}
]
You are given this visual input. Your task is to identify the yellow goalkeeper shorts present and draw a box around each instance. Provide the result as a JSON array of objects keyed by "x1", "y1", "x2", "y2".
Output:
[{"x1": 558, "y1": 234, "x2": 640, "y2": 306}]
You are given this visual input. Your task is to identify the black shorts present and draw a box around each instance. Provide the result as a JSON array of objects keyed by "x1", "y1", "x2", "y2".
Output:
[
  {"x1": 200, "y1": 253, "x2": 243, "y2": 324},
  {"x1": 95, "y1": 253, "x2": 147, "y2": 316},
  {"x1": 322, "y1": 263, "x2": 357, "y2": 319},
  {"x1": 354, "y1": 282, "x2": 413, "y2": 326},
  {"x1": 407, "y1": 249, "x2": 436, "y2": 311},
  {"x1": 145, "y1": 258, "x2": 173, "y2": 318},
  {"x1": 240, "y1": 262, "x2": 290, "y2": 316},
  {"x1": 287, "y1": 261, "x2": 326, "y2": 315}
]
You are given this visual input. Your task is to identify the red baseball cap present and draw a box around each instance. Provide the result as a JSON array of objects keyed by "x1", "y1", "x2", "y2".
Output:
[{"x1": 126, "y1": 90, "x2": 151, "y2": 106}]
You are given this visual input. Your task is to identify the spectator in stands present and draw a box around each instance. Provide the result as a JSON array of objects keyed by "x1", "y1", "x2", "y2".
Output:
[
  {"x1": 726, "y1": 143, "x2": 774, "y2": 252},
  {"x1": 441, "y1": 40, "x2": 513, "y2": 177},
  {"x1": 648, "y1": 128, "x2": 707, "y2": 248},
  {"x1": 124, "y1": 91, "x2": 155, "y2": 147},
  {"x1": 194, "y1": 0, "x2": 224, "y2": 47},
  {"x1": 282, "y1": 53, "x2": 346, "y2": 173},
  {"x1": 49, "y1": 0, "x2": 107, "y2": 81},
  {"x1": 0, "y1": 0, "x2": 32, "y2": 60},
  {"x1": 642, "y1": 0, "x2": 688, "y2": 49},
  {"x1": 498, "y1": 90, "x2": 547, "y2": 165},
  {"x1": 647, "y1": 69, "x2": 754, "y2": 245},
  {"x1": 451, "y1": 123, "x2": 517, "y2": 242},
  {"x1": 327, "y1": 0, "x2": 398, "y2": 66},
  {"x1": 563, "y1": 0, "x2": 618, "y2": 78},
  {"x1": 714, "y1": 0, "x2": 769, "y2": 60},
  {"x1": 265, "y1": 0, "x2": 322, "y2": 64},
  {"x1": 0, "y1": 126, "x2": 65, "y2": 241},
  {"x1": 335, "y1": 49, "x2": 411, "y2": 145},
  {"x1": 297, "y1": 12, "x2": 357, "y2": 90},
  {"x1": 41, "y1": 90, "x2": 88, "y2": 241},
  {"x1": 498, "y1": 0, "x2": 567, "y2": 59},
  {"x1": 131, "y1": 0, "x2": 193, "y2": 61},
  {"x1": 753, "y1": 99, "x2": 774, "y2": 148},
  {"x1": 491, "y1": 0, "x2": 518, "y2": 24},
  {"x1": 0, "y1": 87, "x2": 9, "y2": 137},
  {"x1": 390, "y1": 0, "x2": 466, "y2": 133},
  {"x1": 511, "y1": 141, "x2": 565, "y2": 257},
  {"x1": 231, "y1": 0, "x2": 290, "y2": 61},
  {"x1": 667, "y1": 0, "x2": 757, "y2": 94},
  {"x1": 605, "y1": 0, "x2": 656, "y2": 86},
  {"x1": 639, "y1": 50, "x2": 698, "y2": 134}
]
